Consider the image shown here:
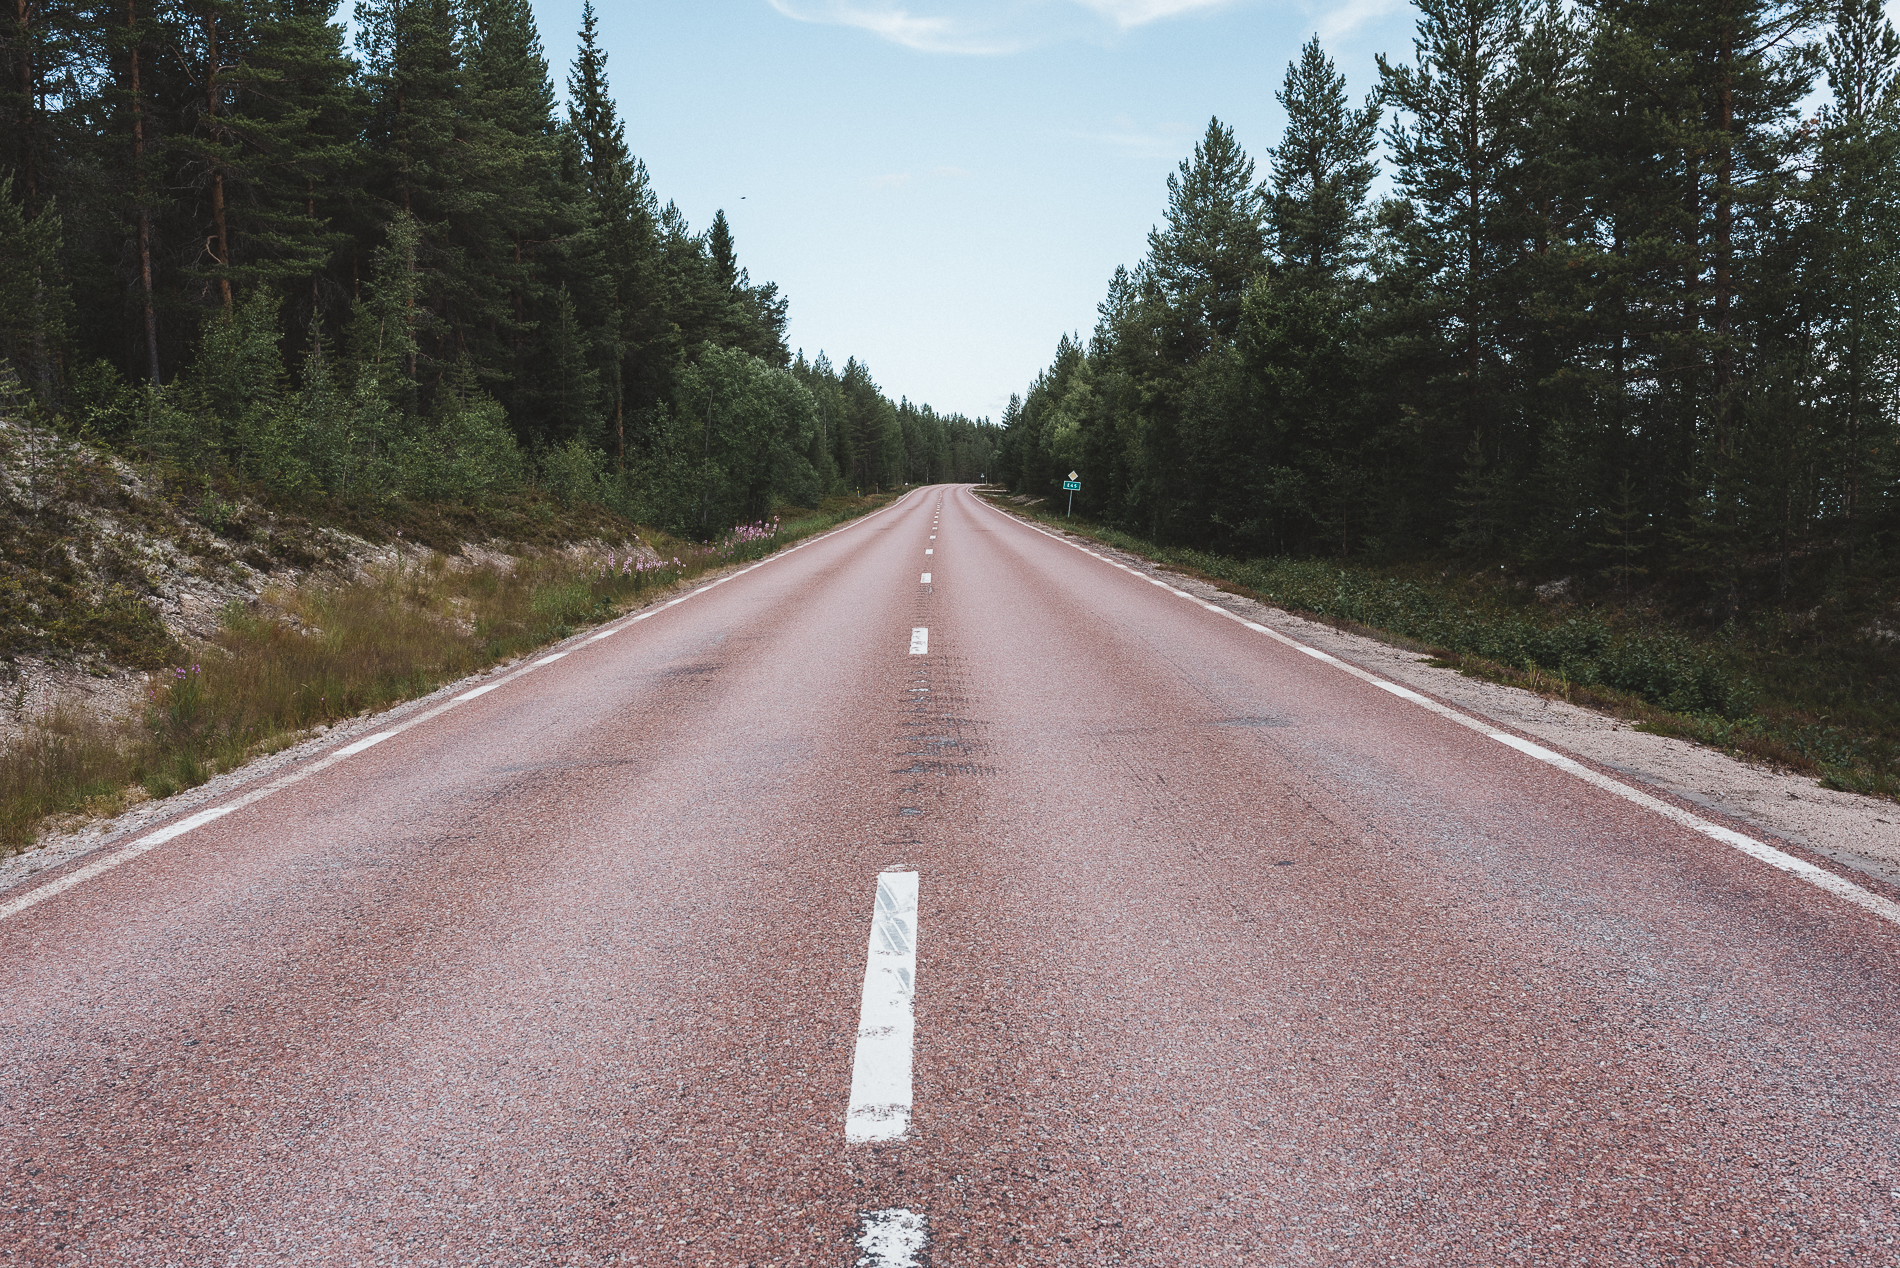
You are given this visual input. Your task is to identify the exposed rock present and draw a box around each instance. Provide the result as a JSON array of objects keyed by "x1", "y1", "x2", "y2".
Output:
[{"x1": 1535, "y1": 576, "x2": 1575, "y2": 603}]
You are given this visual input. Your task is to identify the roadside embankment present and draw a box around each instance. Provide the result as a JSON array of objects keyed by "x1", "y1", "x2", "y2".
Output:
[{"x1": 0, "y1": 410, "x2": 896, "y2": 857}]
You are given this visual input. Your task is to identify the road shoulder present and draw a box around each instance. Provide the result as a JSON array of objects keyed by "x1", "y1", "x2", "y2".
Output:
[{"x1": 987, "y1": 502, "x2": 1900, "y2": 892}]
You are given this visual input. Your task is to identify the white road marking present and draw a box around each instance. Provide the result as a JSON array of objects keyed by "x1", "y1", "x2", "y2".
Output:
[
  {"x1": 925, "y1": 548, "x2": 933, "y2": 555},
  {"x1": 969, "y1": 489, "x2": 1900, "y2": 932},
  {"x1": 909, "y1": 628, "x2": 929, "y2": 655},
  {"x1": 846, "y1": 870, "x2": 919, "y2": 1143},
  {"x1": 335, "y1": 731, "x2": 395, "y2": 758},
  {"x1": 0, "y1": 806, "x2": 236, "y2": 922},
  {"x1": 855, "y1": 1208, "x2": 929, "y2": 1266},
  {"x1": 0, "y1": 492, "x2": 936, "y2": 924},
  {"x1": 920, "y1": 573, "x2": 931, "y2": 583},
  {"x1": 1488, "y1": 733, "x2": 1900, "y2": 927}
]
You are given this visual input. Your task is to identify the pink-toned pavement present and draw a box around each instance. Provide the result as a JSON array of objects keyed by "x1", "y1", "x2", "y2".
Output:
[{"x1": 3, "y1": 485, "x2": 1897, "y2": 1266}]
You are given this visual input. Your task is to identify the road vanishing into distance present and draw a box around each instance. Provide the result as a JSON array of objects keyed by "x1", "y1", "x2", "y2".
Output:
[{"x1": 4, "y1": 485, "x2": 1899, "y2": 1267}]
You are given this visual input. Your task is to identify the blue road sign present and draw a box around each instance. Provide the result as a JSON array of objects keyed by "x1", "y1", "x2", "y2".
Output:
[{"x1": 1063, "y1": 480, "x2": 1081, "y2": 490}]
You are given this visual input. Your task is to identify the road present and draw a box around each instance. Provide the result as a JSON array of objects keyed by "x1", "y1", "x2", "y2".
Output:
[{"x1": 3, "y1": 484, "x2": 1898, "y2": 1266}]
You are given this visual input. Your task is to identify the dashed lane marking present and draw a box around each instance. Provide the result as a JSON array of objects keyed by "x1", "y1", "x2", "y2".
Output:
[
  {"x1": 909, "y1": 628, "x2": 929, "y2": 655},
  {"x1": 845, "y1": 869, "x2": 919, "y2": 1144},
  {"x1": 0, "y1": 490, "x2": 929, "y2": 924},
  {"x1": 855, "y1": 1208, "x2": 929, "y2": 1266},
  {"x1": 969, "y1": 489, "x2": 1900, "y2": 931},
  {"x1": 920, "y1": 573, "x2": 931, "y2": 583}
]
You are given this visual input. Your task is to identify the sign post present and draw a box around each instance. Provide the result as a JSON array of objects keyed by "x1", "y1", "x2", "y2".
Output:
[{"x1": 1063, "y1": 471, "x2": 1081, "y2": 516}]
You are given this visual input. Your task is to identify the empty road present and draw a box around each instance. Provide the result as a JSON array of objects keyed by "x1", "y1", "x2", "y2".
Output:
[{"x1": 4, "y1": 485, "x2": 1898, "y2": 1266}]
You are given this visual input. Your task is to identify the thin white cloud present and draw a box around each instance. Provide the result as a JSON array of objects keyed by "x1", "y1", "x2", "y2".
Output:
[
  {"x1": 1071, "y1": 0, "x2": 1236, "y2": 29},
  {"x1": 767, "y1": 0, "x2": 1243, "y2": 54},
  {"x1": 1310, "y1": 0, "x2": 1403, "y2": 41},
  {"x1": 766, "y1": 0, "x2": 1030, "y2": 54},
  {"x1": 1070, "y1": 112, "x2": 1194, "y2": 157}
]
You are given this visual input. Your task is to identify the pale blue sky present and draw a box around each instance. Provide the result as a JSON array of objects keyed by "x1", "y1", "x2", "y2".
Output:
[
  {"x1": 521, "y1": 1, "x2": 1864, "y2": 422},
  {"x1": 515, "y1": 0, "x2": 1419, "y2": 420}
]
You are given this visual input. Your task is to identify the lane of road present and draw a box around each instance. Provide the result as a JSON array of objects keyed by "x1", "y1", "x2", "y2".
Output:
[{"x1": 3, "y1": 484, "x2": 1896, "y2": 1266}]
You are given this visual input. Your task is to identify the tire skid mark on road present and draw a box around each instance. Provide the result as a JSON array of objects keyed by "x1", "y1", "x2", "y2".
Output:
[
  {"x1": 969, "y1": 488, "x2": 1900, "y2": 931},
  {"x1": 0, "y1": 489, "x2": 924, "y2": 924}
]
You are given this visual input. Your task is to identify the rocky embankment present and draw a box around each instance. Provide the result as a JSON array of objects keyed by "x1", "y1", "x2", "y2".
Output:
[{"x1": 0, "y1": 415, "x2": 648, "y2": 749}]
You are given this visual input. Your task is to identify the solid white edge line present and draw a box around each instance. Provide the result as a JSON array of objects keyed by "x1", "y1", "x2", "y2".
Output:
[
  {"x1": 0, "y1": 806, "x2": 238, "y2": 922},
  {"x1": 964, "y1": 488, "x2": 1900, "y2": 931},
  {"x1": 846, "y1": 869, "x2": 920, "y2": 1143},
  {"x1": 0, "y1": 489, "x2": 935, "y2": 924},
  {"x1": 335, "y1": 731, "x2": 395, "y2": 758}
]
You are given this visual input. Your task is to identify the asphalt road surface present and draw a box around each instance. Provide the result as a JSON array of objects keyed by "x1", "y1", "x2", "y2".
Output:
[{"x1": 4, "y1": 485, "x2": 1898, "y2": 1267}]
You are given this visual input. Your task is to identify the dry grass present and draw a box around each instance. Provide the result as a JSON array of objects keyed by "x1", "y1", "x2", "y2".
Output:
[{"x1": 0, "y1": 492, "x2": 895, "y2": 854}]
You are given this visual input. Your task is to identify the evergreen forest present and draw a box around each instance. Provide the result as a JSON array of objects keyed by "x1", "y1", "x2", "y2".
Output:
[
  {"x1": 1001, "y1": 0, "x2": 1900, "y2": 626},
  {"x1": 0, "y1": 0, "x2": 998, "y2": 533}
]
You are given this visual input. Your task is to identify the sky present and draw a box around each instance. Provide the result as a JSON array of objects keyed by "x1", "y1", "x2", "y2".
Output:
[{"x1": 512, "y1": 0, "x2": 1429, "y2": 421}]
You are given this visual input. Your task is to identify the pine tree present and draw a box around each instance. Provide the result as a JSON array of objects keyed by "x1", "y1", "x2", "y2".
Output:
[
  {"x1": 1268, "y1": 36, "x2": 1381, "y2": 285},
  {"x1": 1143, "y1": 117, "x2": 1265, "y2": 359},
  {"x1": 1811, "y1": 0, "x2": 1900, "y2": 556},
  {"x1": 1378, "y1": 0, "x2": 1528, "y2": 461},
  {"x1": 565, "y1": 0, "x2": 659, "y2": 462},
  {"x1": 217, "y1": 0, "x2": 364, "y2": 331},
  {"x1": 0, "y1": 172, "x2": 73, "y2": 409}
]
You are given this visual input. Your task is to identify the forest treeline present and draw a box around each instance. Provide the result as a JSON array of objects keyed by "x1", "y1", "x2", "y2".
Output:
[
  {"x1": 0, "y1": 0, "x2": 996, "y2": 534},
  {"x1": 1002, "y1": 0, "x2": 1900, "y2": 621}
]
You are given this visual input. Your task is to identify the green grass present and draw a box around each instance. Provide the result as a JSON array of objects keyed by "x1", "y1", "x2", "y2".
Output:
[
  {"x1": 984, "y1": 493, "x2": 1899, "y2": 801},
  {"x1": 0, "y1": 491, "x2": 896, "y2": 854}
]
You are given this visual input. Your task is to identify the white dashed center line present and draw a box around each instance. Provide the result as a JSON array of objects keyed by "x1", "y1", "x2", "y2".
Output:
[
  {"x1": 846, "y1": 869, "x2": 919, "y2": 1143},
  {"x1": 855, "y1": 1208, "x2": 929, "y2": 1266},
  {"x1": 925, "y1": 548, "x2": 933, "y2": 555},
  {"x1": 908, "y1": 628, "x2": 929, "y2": 655},
  {"x1": 920, "y1": 573, "x2": 931, "y2": 583}
]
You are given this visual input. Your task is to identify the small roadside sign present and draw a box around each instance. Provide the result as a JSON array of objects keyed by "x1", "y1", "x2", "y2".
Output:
[
  {"x1": 1062, "y1": 480, "x2": 1081, "y2": 491},
  {"x1": 1062, "y1": 474, "x2": 1081, "y2": 515}
]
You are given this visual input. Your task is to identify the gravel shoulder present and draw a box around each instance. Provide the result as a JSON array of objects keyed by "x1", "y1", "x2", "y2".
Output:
[{"x1": 1014, "y1": 512, "x2": 1900, "y2": 894}]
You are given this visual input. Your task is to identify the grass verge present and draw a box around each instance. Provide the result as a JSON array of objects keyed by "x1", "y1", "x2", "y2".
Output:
[
  {"x1": 0, "y1": 492, "x2": 896, "y2": 855},
  {"x1": 979, "y1": 492, "x2": 1899, "y2": 801}
]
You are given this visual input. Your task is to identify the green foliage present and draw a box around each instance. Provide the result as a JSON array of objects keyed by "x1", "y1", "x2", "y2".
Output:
[
  {"x1": 0, "y1": 174, "x2": 73, "y2": 411},
  {"x1": 1003, "y1": 5, "x2": 1900, "y2": 656},
  {"x1": 1, "y1": 0, "x2": 990, "y2": 542}
]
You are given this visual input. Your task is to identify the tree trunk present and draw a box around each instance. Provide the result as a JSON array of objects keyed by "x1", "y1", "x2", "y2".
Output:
[
  {"x1": 10, "y1": 0, "x2": 35, "y2": 203},
  {"x1": 128, "y1": 0, "x2": 159, "y2": 385},
  {"x1": 1712, "y1": 27, "x2": 1735, "y2": 454},
  {"x1": 204, "y1": 11, "x2": 232, "y2": 312}
]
